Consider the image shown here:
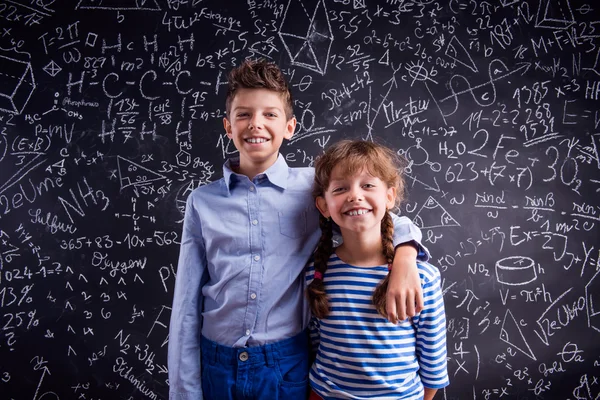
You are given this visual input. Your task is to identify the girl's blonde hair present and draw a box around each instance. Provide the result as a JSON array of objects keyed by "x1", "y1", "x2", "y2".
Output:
[{"x1": 307, "y1": 140, "x2": 407, "y2": 319}]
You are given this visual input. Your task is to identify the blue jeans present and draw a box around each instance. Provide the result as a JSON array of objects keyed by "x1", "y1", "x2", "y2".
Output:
[{"x1": 200, "y1": 331, "x2": 310, "y2": 400}]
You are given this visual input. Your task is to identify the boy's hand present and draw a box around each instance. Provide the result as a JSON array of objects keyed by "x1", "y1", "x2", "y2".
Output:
[{"x1": 386, "y1": 243, "x2": 423, "y2": 324}]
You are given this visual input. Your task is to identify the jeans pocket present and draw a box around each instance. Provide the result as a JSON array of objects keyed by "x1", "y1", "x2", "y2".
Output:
[
  {"x1": 278, "y1": 210, "x2": 308, "y2": 239},
  {"x1": 275, "y1": 351, "x2": 310, "y2": 396}
]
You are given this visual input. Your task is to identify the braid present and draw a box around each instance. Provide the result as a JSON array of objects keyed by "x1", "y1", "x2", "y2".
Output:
[
  {"x1": 372, "y1": 211, "x2": 395, "y2": 318},
  {"x1": 306, "y1": 215, "x2": 334, "y2": 318}
]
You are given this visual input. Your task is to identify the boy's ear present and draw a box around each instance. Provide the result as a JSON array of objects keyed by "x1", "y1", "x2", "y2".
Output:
[
  {"x1": 315, "y1": 196, "x2": 330, "y2": 218},
  {"x1": 386, "y1": 187, "x2": 397, "y2": 210},
  {"x1": 283, "y1": 117, "x2": 297, "y2": 140},
  {"x1": 223, "y1": 117, "x2": 232, "y2": 139}
]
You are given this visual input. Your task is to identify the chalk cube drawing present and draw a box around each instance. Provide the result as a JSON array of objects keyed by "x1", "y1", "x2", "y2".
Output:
[
  {"x1": 0, "y1": 55, "x2": 36, "y2": 115},
  {"x1": 279, "y1": 0, "x2": 333, "y2": 75},
  {"x1": 585, "y1": 269, "x2": 600, "y2": 333}
]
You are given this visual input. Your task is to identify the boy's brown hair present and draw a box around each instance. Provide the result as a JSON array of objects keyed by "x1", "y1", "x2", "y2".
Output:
[{"x1": 225, "y1": 59, "x2": 294, "y2": 120}]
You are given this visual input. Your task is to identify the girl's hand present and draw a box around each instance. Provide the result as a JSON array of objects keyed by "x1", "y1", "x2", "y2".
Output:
[{"x1": 386, "y1": 244, "x2": 423, "y2": 323}]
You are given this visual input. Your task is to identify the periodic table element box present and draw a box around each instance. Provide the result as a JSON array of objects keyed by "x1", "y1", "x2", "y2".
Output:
[{"x1": 0, "y1": 55, "x2": 36, "y2": 115}]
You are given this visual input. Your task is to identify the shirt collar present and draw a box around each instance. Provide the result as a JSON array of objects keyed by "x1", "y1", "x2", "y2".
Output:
[{"x1": 223, "y1": 154, "x2": 290, "y2": 192}]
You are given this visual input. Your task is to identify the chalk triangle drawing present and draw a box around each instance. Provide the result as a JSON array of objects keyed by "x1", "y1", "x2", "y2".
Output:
[
  {"x1": 75, "y1": 0, "x2": 161, "y2": 11},
  {"x1": 117, "y1": 156, "x2": 166, "y2": 190},
  {"x1": 500, "y1": 309, "x2": 537, "y2": 360},
  {"x1": 413, "y1": 196, "x2": 460, "y2": 229},
  {"x1": 445, "y1": 36, "x2": 478, "y2": 73},
  {"x1": 535, "y1": 0, "x2": 574, "y2": 29}
]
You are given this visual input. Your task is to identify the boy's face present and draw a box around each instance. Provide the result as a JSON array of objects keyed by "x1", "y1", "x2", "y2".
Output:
[{"x1": 224, "y1": 88, "x2": 296, "y2": 177}]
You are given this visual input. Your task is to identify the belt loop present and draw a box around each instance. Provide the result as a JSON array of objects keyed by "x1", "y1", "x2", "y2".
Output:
[
  {"x1": 265, "y1": 344, "x2": 275, "y2": 367},
  {"x1": 211, "y1": 340, "x2": 219, "y2": 365}
]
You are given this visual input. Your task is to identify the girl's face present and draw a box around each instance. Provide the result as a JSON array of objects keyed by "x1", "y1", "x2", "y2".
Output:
[{"x1": 316, "y1": 165, "x2": 396, "y2": 237}]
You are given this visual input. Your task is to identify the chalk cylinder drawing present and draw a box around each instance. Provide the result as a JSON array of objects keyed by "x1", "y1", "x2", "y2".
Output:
[{"x1": 495, "y1": 256, "x2": 537, "y2": 286}]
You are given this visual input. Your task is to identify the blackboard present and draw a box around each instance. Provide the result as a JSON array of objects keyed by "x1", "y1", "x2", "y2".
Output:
[{"x1": 1, "y1": 0, "x2": 599, "y2": 399}]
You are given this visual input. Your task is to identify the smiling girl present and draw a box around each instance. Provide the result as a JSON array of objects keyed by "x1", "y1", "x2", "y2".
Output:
[{"x1": 306, "y1": 140, "x2": 449, "y2": 400}]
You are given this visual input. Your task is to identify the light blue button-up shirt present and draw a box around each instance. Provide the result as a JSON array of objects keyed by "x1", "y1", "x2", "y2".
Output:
[{"x1": 168, "y1": 154, "x2": 428, "y2": 399}]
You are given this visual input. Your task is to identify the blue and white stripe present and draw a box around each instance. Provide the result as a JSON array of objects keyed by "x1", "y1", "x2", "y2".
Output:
[{"x1": 307, "y1": 255, "x2": 449, "y2": 399}]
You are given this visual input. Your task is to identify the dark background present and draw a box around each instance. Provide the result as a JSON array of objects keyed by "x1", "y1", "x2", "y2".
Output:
[{"x1": 1, "y1": 0, "x2": 599, "y2": 399}]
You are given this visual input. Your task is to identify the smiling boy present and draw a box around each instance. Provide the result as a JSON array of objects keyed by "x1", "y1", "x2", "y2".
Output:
[{"x1": 168, "y1": 59, "x2": 428, "y2": 400}]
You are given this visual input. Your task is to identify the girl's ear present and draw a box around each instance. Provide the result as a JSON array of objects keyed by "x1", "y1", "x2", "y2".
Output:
[
  {"x1": 223, "y1": 117, "x2": 232, "y2": 139},
  {"x1": 386, "y1": 187, "x2": 397, "y2": 209},
  {"x1": 315, "y1": 196, "x2": 330, "y2": 218}
]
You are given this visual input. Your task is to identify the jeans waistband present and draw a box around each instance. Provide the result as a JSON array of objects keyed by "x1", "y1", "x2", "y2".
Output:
[{"x1": 201, "y1": 331, "x2": 308, "y2": 366}]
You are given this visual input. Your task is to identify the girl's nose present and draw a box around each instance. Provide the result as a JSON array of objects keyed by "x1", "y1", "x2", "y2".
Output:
[{"x1": 347, "y1": 188, "x2": 363, "y2": 202}]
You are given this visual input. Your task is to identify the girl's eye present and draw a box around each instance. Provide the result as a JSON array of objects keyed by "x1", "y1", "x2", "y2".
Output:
[
  {"x1": 332, "y1": 187, "x2": 345, "y2": 193},
  {"x1": 363, "y1": 183, "x2": 375, "y2": 188}
]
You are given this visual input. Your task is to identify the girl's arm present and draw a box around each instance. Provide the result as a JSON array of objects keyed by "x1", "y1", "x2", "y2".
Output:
[{"x1": 424, "y1": 387, "x2": 438, "y2": 400}]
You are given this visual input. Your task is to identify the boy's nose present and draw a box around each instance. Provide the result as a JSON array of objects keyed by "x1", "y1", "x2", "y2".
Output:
[{"x1": 249, "y1": 116, "x2": 263, "y2": 130}]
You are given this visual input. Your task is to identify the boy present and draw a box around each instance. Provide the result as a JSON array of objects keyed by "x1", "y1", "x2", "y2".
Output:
[{"x1": 168, "y1": 59, "x2": 428, "y2": 399}]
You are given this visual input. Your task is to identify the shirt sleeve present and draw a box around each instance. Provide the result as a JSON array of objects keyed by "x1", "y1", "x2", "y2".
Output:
[
  {"x1": 305, "y1": 263, "x2": 321, "y2": 354},
  {"x1": 414, "y1": 264, "x2": 449, "y2": 389},
  {"x1": 389, "y1": 213, "x2": 430, "y2": 261},
  {"x1": 168, "y1": 192, "x2": 208, "y2": 400}
]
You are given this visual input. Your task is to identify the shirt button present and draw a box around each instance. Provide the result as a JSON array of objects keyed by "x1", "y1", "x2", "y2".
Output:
[
  {"x1": 249, "y1": 186, "x2": 255, "y2": 192},
  {"x1": 252, "y1": 219, "x2": 258, "y2": 225},
  {"x1": 239, "y1": 351, "x2": 249, "y2": 362},
  {"x1": 254, "y1": 255, "x2": 260, "y2": 261},
  {"x1": 245, "y1": 329, "x2": 250, "y2": 336},
  {"x1": 250, "y1": 293, "x2": 257, "y2": 300}
]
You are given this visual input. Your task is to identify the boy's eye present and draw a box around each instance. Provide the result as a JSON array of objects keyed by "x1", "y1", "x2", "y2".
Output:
[
  {"x1": 265, "y1": 112, "x2": 277, "y2": 117},
  {"x1": 331, "y1": 187, "x2": 346, "y2": 193},
  {"x1": 237, "y1": 112, "x2": 249, "y2": 117},
  {"x1": 363, "y1": 183, "x2": 375, "y2": 188}
]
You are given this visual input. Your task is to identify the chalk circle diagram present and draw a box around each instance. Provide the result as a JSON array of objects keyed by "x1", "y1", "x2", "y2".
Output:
[
  {"x1": 0, "y1": 54, "x2": 36, "y2": 115},
  {"x1": 279, "y1": 0, "x2": 334, "y2": 75},
  {"x1": 500, "y1": 309, "x2": 537, "y2": 360},
  {"x1": 495, "y1": 256, "x2": 537, "y2": 286},
  {"x1": 413, "y1": 196, "x2": 460, "y2": 229},
  {"x1": 75, "y1": 0, "x2": 161, "y2": 10},
  {"x1": 405, "y1": 60, "x2": 439, "y2": 87},
  {"x1": 400, "y1": 138, "x2": 441, "y2": 174},
  {"x1": 37, "y1": 393, "x2": 60, "y2": 400}
]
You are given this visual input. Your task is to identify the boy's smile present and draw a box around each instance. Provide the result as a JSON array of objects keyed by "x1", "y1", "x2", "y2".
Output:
[{"x1": 224, "y1": 88, "x2": 296, "y2": 178}]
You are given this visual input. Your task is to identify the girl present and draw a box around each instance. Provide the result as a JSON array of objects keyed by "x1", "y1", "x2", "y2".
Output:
[{"x1": 306, "y1": 140, "x2": 449, "y2": 400}]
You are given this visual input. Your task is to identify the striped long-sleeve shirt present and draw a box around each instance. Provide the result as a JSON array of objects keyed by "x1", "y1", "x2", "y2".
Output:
[{"x1": 306, "y1": 255, "x2": 449, "y2": 399}]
